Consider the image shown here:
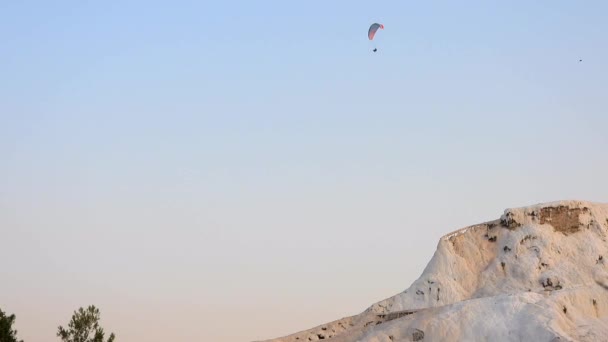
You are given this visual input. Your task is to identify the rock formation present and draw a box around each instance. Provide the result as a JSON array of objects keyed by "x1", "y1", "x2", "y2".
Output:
[{"x1": 261, "y1": 200, "x2": 608, "y2": 342}]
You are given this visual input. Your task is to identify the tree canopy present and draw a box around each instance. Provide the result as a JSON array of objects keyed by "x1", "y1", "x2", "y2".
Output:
[
  {"x1": 0, "y1": 308, "x2": 23, "y2": 342},
  {"x1": 57, "y1": 306, "x2": 115, "y2": 342}
]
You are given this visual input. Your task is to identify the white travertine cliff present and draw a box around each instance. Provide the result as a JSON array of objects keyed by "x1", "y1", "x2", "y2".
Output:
[{"x1": 261, "y1": 200, "x2": 608, "y2": 342}]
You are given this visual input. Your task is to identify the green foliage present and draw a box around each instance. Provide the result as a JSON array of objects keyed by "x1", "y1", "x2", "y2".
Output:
[
  {"x1": 0, "y1": 308, "x2": 23, "y2": 342},
  {"x1": 57, "y1": 306, "x2": 115, "y2": 342}
]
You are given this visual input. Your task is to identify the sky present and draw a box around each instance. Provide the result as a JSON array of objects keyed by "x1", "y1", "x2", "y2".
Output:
[{"x1": 1, "y1": 1, "x2": 608, "y2": 341}]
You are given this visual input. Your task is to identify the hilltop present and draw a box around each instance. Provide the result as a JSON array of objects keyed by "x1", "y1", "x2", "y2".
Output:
[{"x1": 261, "y1": 200, "x2": 608, "y2": 342}]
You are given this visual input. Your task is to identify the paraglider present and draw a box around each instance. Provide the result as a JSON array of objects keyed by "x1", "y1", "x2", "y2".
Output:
[
  {"x1": 368, "y1": 23, "x2": 384, "y2": 52},
  {"x1": 368, "y1": 23, "x2": 384, "y2": 40}
]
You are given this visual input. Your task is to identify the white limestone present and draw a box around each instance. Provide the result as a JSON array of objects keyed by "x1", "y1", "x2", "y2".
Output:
[{"x1": 261, "y1": 200, "x2": 608, "y2": 342}]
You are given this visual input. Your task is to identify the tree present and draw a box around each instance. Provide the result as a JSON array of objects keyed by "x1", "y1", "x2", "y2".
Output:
[
  {"x1": 0, "y1": 308, "x2": 23, "y2": 342},
  {"x1": 57, "y1": 306, "x2": 115, "y2": 342}
]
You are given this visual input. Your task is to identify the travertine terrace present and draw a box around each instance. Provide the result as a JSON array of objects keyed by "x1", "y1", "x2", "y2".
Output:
[{"x1": 261, "y1": 200, "x2": 608, "y2": 342}]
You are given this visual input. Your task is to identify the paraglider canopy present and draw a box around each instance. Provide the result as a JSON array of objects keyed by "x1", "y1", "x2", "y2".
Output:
[{"x1": 368, "y1": 23, "x2": 384, "y2": 40}]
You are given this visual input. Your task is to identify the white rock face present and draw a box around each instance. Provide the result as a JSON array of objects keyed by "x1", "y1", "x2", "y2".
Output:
[{"x1": 260, "y1": 200, "x2": 608, "y2": 342}]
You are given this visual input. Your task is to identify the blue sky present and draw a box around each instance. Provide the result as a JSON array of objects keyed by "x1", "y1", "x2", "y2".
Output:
[{"x1": 1, "y1": 1, "x2": 608, "y2": 341}]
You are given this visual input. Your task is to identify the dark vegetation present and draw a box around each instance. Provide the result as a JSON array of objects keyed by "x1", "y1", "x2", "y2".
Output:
[
  {"x1": 0, "y1": 305, "x2": 116, "y2": 342},
  {"x1": 0, "y1": 309, "x2": 23, "y2": 342}
]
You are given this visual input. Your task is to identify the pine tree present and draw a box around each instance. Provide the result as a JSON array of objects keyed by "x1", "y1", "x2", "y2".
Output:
[
  {"x1": 57, "y1": 306, "x2": 115, "y2": 342},
  {"x1": 0, "y1": 308, "x2": 23, "y2": 342}
]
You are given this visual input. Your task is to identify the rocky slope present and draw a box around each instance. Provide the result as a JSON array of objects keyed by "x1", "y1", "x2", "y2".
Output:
[{"x1": 260, "y1": 200, "x2": 608, "y2": 342}]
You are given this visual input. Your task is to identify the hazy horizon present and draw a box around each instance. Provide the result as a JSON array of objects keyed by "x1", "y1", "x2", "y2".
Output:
[{"x1": 2, "y1": 1, "x2": 608, "y2": 341}]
